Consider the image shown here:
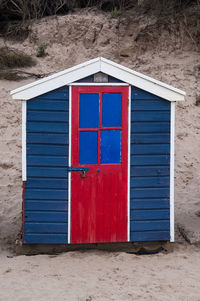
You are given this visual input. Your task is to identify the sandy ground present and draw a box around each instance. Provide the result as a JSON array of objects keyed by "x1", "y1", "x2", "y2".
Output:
[
  {"x1": 0, "y1": 242, "x2": 200, "y2": 301},
  {"x1": 0, "y1": 8, "x2": 200, "y2": 300}
]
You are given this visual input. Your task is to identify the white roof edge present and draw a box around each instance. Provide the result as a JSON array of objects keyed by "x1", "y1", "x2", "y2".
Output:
[
  {"x1": 10, "y1": 57, "x2": 186, "y2": 101},
  {"x1": 10, "y1": 57, "x2": 101, "y2": 95},
  {"x1": 100, "y1": 57, "x2": 186, "y2": 96}
]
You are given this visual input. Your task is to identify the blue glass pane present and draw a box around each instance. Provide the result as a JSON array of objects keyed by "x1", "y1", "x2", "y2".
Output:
[
  {"x1": 79, "y1": 94, "x2": 99, "y2": 128},
  {"x1": 102, "y1": 93, "x2": 121, "y2": 127},
  {"x1": 79, "y1": 131, "x2": 97, "y2": 164},
  {"x1": 101, "y1": 130, "x2": 121, "y2": 164}
]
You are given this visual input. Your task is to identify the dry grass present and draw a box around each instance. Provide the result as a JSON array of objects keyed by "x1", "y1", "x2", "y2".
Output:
[
  {"x1": 0, "y1": 47, "x2": 35, "y2": 69},
  {"x1": 0, "y1": 46, "x2": 36, "y2": 80}
]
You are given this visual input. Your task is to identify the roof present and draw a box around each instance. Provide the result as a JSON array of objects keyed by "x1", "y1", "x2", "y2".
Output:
[{"x1": 10, "y1": 57, "x2": 186, "y2": 101}]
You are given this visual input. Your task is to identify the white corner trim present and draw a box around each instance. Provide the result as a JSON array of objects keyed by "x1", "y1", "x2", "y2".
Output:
[
  {"x1": 170, "y1": 102, "x2": 175, "y2": 242},
  {"x1": 67, "y1": 86, "x2": 72, "y2": 244},
  {"x1": 11, "y1": 57, "x2": 186, "y2": 102},
  {"x1": 22, "y1": 101, "x2": 27, "y2": 181},
  {"x1": 127, "y1": 86, "x2": 131, "y2": 242}
]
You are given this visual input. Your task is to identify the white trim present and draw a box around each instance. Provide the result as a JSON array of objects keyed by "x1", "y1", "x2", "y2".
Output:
[
  {"x1": 127, "y1": 85, "x2": 131, "y2": 242},
  {"x1": 11, "y1": 57, "x2": 186, "y2": 102},
  {"x1": 70, "y1": 83, "x2": 128, "y2": 86},
  {"x1": 11, "y1": 59, "x2": 101, "y2": 100},
  {"x1": 11, "y1": 58, "x2": 100, "y2": 95},
  {"x1": 170, "y1": 102, "x2": 175, "y2": 242},
  {"x1": 100, "y1": 58, "x2": 185, "y2": 102},
  {"x1": 67, "y1": 86, "x2": 72, "y2": 244},
  {"x1": 22, "y1": 101, "x2": 27, "y2": 181},
  {"x1": 101, "y1": 57, "x2": 185, "y2": 97}
]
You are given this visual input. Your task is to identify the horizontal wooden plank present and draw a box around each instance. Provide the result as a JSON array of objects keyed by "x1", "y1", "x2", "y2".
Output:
[
  {"x1": 130, "y1": 199, "x2": 169, "y2": 209},
  {"x1": 131, "y1": 111, "x2": 170, "y2": 122},
  {"x1": 131, "y1": 133, "x2": 170, "y2": 144},
  {"x1": 27, "y1": 100, "x2": 69, "y2": 111},
  {"x1": 27, "y1": 156, "x2": 68, "y2": 167},
  {"x1": 24, "y1": 233, "x2": 67, "y2": 244},
  {"x1": 131, "y1": 88, "x2": 164, "y2": 100},
  {"x1": 130, "y1": 166, "x2": 170, "y2": 177},
  {"x1": 27, "y1": 133, "x2": 68, "y2": 145},
  {"x1": 131, "y1": 155, "x2": 170, "y2": 166},
  {"x1": 24, "y1": 222, "x2": 67, "y2": 233},
  {"x1": 25, "y1": 189, "x2": 68, "y2": 200},
  {"x1": 131, "y1": 100, "x2": 170, "y2": 110},
  {"x1": 130, "y1": 188, "x2": 169, "y2": 198},
  {"x1": 130, "y1": 231, "x2": 170, "y2": 242},
  {"x1": 130, "y1": 209, "x2": 169, "y2": 220},
  {"x1": 25, "y1": 201, "x2": 67, "y2": 211},
  {"x1": 27, "y1": 167, "x2": 68, "y2": 178},
  {"x1": 25, "y1": 211, "x2": 67, "y2": 222},
  {"x1": 108, "y1": 75, "x2": 124, "y2": 83},
  {"x1": 27, "y1": 144, "x2": 68, "y2": 156},
  {"x1": 75, "y1": 74, "x2": 94, "y2": 83},
  {"x1": 32, "y1": 89, "x2": 69, "y2": 100},
  {"x1": 26, "y1": 178, "x2": 68, "y2": 189},
  {"x1": 27, "y1": 111, "x2": 68, "y2": 122},
  {"x1": 131, "y1": 220, "x2": 170, "y2": 231},
  {"x1": 131, "y1": 144, "x2": 170, "y2": 155},
  {"x1": 131, "y1": 122, "x2": 170, "y2": 133},
  {"x1": 130, "y1": 176, "x2": 170, "y2": 188},
  {"x1": 27, "y1": 122, "x2": 68, "y2": 133}
]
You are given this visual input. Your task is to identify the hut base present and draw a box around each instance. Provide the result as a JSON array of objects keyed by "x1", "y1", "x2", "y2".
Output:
[{"x1": 15, "y1": 240, "x2": 173, "y2": 256}]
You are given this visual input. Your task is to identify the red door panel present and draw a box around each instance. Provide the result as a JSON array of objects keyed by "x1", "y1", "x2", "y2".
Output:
[{"x1": 71, "y1": 86, "x2": 128, "y2": 244}]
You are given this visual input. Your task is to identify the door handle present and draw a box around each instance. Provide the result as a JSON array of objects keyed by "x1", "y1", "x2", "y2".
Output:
[
  {"x1": 67, "y1": 167, "x2": 89, "y2": 172},
  {"x1": 67, "y1": 167, "x2": 89, "y2": 179}
]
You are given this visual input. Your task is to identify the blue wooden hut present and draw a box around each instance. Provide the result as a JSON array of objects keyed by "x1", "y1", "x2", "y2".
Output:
[{"x1": 11, "y1": 57, "x2": 185, "y2": 245}]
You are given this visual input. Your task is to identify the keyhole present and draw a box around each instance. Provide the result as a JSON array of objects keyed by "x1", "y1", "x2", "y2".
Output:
[{"x1": 81, "y1": 171, "x2": 86, "y2": 178}]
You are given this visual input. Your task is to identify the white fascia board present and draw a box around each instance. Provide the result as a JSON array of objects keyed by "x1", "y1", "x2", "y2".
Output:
[
  {"x1": 11, "y1": 58, "x2": 101, "y2": 100},
  {"x1": 100, "y1": 57, "x2": 185, "y2": 101},
  {"x1": 10, "y1": 56, "x2": 186, "y2": 101}
]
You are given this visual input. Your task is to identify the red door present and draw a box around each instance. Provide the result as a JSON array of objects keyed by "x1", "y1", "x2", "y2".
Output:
[{"x1": 71, "y1": 86, "x2": 128, "y2": 244}]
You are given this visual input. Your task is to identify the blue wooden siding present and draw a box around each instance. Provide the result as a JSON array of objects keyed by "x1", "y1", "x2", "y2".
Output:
[
  {"x1": 23, "y1": 78, "x2": 171, "y2": 244},
  {"x1": 24, "y1": 86, "x2": 69, "y2": 244},
  {"x1": 130, "y1": 87, "x2": 170, "y2": 242}
]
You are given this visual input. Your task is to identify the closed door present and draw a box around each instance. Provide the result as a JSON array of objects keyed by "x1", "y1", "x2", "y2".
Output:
[{"x1": 71, "y1": 86, "x2": 128, "y2": 244}]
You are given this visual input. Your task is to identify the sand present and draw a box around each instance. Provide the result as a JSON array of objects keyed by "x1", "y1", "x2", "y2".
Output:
[
  {"x1": 0, "y1": 8, "x2": 200, "y2": 300},
  {"x1": 0, "y1": 242, "x2": 200, "y2": 301}
]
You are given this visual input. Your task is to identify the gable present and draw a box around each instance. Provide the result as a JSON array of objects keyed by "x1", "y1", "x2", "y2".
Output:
[{"x1": 10, "y1": 57, "x2": 185, "y2": 101}]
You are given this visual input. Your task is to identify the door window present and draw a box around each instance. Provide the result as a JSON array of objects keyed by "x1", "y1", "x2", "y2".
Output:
[
  {"x1": 79, "y1": 93, "x2": 122, "y2": 165},
  {"x1": 79, "y1": 93, "x2": 99, "y2": 128},
  {"x1": 102, "y1": 93, "x2": 121, "y2": 127},
  {"x1": 101, "y1": 130, "x2": 121, "y2": 164},
  {"x1": 79, "y1": 131, "x2": 98, "y2": 164}
]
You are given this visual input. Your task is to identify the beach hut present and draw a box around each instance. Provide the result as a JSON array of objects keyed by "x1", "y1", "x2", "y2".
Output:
[{"x1": 11, "y1": 57, "x2": 185, "y2": 245}]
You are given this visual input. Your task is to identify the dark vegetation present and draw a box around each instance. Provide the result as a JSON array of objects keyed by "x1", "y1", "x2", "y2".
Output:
[
  {"x1": 0, "y1": 47, "x2": 49, "y2": 80},
  {"x1": 0, "y1": 47, "x2": 35, "y2": 68},
  {"x1": 0, "y1": 0, "x2": 199, "y2": 24},
  {"x1": 0, "y1": 0, "x2": 199, "y2": 41}
]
